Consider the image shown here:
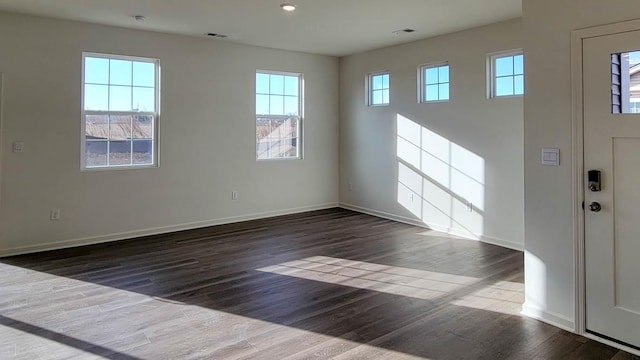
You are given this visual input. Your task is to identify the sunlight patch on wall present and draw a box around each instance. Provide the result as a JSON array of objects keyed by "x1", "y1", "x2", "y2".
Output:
[{"x1": 396, "y1": 114, "x2": 485, "y2": 239}]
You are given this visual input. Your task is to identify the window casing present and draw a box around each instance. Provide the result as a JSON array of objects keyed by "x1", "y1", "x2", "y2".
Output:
[
  {"x1": 255, "y1": 71, "x2": 303, "y2": 160},
  {"x1": 489, "y1": 51, "x2": 524, "y2": 98},
  {"x1": 420, "y1": 63, "x2": 450, "y2": 102},
  {"x1": 368, "y1": 72, "x2": 390, "y2": 106},
  {"x1": 81, "y1": 53, "x2": 160, "y2": 169}
]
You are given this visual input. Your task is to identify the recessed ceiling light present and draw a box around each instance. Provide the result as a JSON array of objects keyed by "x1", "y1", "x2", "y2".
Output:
[{"x1": 280, "y1": 3, "x2": 296, "y2": 11}]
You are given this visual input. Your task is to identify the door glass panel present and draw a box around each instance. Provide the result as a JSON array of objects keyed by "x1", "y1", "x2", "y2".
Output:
[{"x1": 611, "y1": 50, "x2": 640, "y2": 114}]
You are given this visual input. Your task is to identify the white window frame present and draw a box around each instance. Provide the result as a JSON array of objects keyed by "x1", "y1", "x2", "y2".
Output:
[
  {"x1": 488, "y1": 49, "x2": 524, "y2": 98},
  {"x1": 367, "y1": 71, "x2": 390, "y2": 107},
  {"x1": 81, "y1": 52, "x2": 160, "y2": 170},
  {"x1": 255, "y1": 70, "x2": 304, "y2": 161},
  {"x1": 419, "y1": 62, "x2": 450, "y2": 103}
]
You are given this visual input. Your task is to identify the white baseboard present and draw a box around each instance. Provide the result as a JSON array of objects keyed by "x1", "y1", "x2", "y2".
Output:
[
  {"x1": 339, "y1": 202, "x2": 524, "y2": 251},
  {"x1": 0, "y1": 202, "x2": 339, "y2": 258},
  {"x1": 521, "y1": 301, "x2": 575, "y2": 332}
]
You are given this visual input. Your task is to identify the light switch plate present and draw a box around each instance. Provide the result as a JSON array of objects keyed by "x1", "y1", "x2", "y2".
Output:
[{"x1": 541, "y1": 147, "x2": 560, "y2": 166}]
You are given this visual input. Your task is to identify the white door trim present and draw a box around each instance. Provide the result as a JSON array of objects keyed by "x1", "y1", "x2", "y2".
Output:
[
  {"x1": 571, "y1": 18, "x2": 640, "y2": 356},
  {"x1": 0, "y1": 73, "x2": 4, "y2": 204}
]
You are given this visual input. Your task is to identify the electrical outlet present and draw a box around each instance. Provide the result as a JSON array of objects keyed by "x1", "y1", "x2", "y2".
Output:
[
  {"x1": 12, "y1": 141, "x2": 24, "y2": 153},
  {"x1": 410, "y1": 193, "x2": 414, "y2": 202},
  {"x1": 232, "y1": 191, "x2": 238, "y2": 200},
  {"x1": 348, "y1": 182, "x2": 353, "y2": 191},
  {"x1": 50, "y1": 208, "x2": 61, "y2": 221}
]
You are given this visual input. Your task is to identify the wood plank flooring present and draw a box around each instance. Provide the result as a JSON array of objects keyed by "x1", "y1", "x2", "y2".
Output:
[{"x1": 0, "y1": 208, "x2": 635, "y2": 359}]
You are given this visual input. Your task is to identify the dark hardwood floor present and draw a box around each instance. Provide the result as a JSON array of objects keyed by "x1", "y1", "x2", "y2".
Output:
[{"x1": 0, "y1": 208, "x2": 635, "y2": 359}]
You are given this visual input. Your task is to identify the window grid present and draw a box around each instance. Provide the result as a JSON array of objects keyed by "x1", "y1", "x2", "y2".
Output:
[
  {"x1": 256, "y1": 71, "x2": 302, "y2": 161},
  {"x1": 491, "y1": 52, "x2": 524, "y2": 98},
  {"x1": 421, "y1": 63, "x2": 450, "y2": 102},
  {"x1": 369, "y1": 73, "x2": 390, "y2": 106},
  {"x1": 82, "y1": 53, "x2": 159, "y2": 169}
]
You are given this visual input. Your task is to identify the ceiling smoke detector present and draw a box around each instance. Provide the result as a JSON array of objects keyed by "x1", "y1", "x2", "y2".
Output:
[
  {"x1": 207, "y1": 33, "x2": 228, "y2": 38},
  {"x1": 392, "y1": 28, "x2": 416, "y2": 35}
]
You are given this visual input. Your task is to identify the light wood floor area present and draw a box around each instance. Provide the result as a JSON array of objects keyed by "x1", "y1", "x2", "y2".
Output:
[{"x1": 0, "y1": 208, "x2": 635, "y2": 359}]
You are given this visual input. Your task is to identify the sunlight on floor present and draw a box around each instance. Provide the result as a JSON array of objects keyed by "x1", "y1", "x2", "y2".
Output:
[
  {"x1": 258, "y1": 255, "x2": 478, "y2": 301},
  {"x1": 450, "y1": 280, "x2": 524, "y2": 316},
  {"x1": 258, "y1": 256, "x2": 523, "y2": 316},
  {"x1": 0, "y1": 261, "x2": 435, "y2": 358}
]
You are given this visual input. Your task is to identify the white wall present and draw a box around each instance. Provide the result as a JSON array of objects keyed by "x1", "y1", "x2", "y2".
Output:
[
  {"x1": 522, "y1": 0, "x2": 640, "y2": 330},
  {"x1": 339, "y1": 19, "x2": 524, "y2": 250},
  {"x1": 0, "y1": 12, "x2": 339, "y2": 255}
]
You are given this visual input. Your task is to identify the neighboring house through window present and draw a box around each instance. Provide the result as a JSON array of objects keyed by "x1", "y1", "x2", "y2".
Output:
[{"x1": 82, "y1": 53, "x2": 159, "y2": 169}]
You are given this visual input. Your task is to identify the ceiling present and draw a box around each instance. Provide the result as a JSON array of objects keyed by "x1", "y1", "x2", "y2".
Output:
[{"x1": 0, "y1": 0, "x2": 522, "y2": 56}]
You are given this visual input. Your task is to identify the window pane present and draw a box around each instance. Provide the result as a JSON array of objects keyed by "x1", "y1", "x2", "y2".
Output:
[
  {"x1": 612, "y1": 50, "x2": 640, "y2": 114},
  {"x1": 439, "y1": 66, "x2": 449, "y2": 83},
  {"x1": 109, "y1": 141, "x2": 132, "y2": 165},
  {"x1": 439, "y1": 83, "x2": 450, "y2": 100},
  {"x1": 496, "y1": 77, "x2": 514, "y2": 96},
  {"x1": 425, "y1": 68, "x2": 439, "y2": 85},
  {"x1": 85, "y1": 141, "x2": 107, "y2": 167},
  {"x1": 84, "y1": 84, "x2": 108, "y2": 111},
  {"x1": 372, "y1": 75, "x2": 383, "y2": 90},
  {"x1": 84, "y1": 57, "x2": 109, "y2": 84},
  {"x1": 382, "y1": 89, "x2": 389, "y2": 104},
  {"x1": 514, "y1": 75, "x2": 524, "y2": 95},
  {"x1": 372, "y1": 90, "x2": 383, "y2": 105},
  {"x1": 514, "y1": 55, "x2": 524, "y2": 75},
  {"x1": 270, "y1": 95, "x2": 284, "y2": 115},
  {"x1": 132, "y1": 61, "x2": 155, "y2": 87},
  {"x1": 256, "y1": 117, "x2": 299, "y2": 160},
  {"x1": 110, "y1": 115, "x2": 132, "y2": 140},
  {"x1": 110, "y1": 59, "x2": 132, "y2": 86},
  {"x1": 382, "y1": 74, "x2": 389, "y2": 89},
  {"x1": 495, "y1": 56, "x2": 514, "y2": 77},
  {"x1": 133, "y1": 140, "x2": 153, "y2": 165},
  {"x1": 426, "y1": 85, "x2": 439, "y2": 101},
  {"x1": 256, "y1": 73, "x2": 270, "y2": 94},
  {"x1": 256, "y1": 94, "x2": 270, "y2": 114},
  {"x1": 85, "y1": 115, "x2": 109, "y2": 140},
  {"x1": 133, "y1": 87, "x2": 155, "y2": 112},
  {"x1": 133, "y1": 115, "x2": 154, "y2": 139},
  {"x1": 284, "y1": 96, "x2": 298, "y2": 116},
  {"x1": 284, "y1": 76, "x2": 298, "y2": 96},
  {"x1": 270, "y1": 75, "x2": 284, "y2": 95},
  {"x1": 109, "y1": 86, "x2": 132, "y2": 111}
]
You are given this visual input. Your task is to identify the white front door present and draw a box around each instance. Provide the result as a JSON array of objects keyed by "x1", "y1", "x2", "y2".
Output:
[{"x1": 583, "y1": 30, "x2": 640, "y2": 348}]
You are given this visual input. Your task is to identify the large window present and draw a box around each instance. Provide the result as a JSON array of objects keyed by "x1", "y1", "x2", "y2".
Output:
[
  {"x1": 368, "y1": 72, "x2": 390, "y2": 106},
  {"x1": 490, "y1": 51, "x2": 524, "y2": 98},
  {"x1": 256, "y1": 71, "x2": 303, "y2": 160},
  {"x1": 82, "y1": 53, "x2": 159, "y2": 169},
  {"x1": 420, "y1": 63, "x2": 450, "y2": 102}
]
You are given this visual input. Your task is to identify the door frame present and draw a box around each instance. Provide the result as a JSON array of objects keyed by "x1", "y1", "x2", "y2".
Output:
[
  {"x1": 0, "y1": 72, "x2": 3, "y2": 204},
  {"x1": 571, "y1": 18, "x2": 640, "y2": 356}
]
